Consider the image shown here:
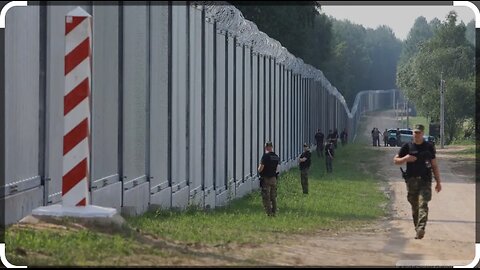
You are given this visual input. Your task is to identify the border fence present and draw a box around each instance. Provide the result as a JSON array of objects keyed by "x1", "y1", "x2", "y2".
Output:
[{"x1": 1, "y1": 2, "x2": 403, "y2": 225}]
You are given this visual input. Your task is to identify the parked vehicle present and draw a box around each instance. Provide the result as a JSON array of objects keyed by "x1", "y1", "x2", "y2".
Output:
[
  {"x1": 386, "y1": 128, "x2": 435, "y2": 146},
  {"x1": 386, "y1": 129, "x2": 398, "y2": 147},
  {"x1": 399, "y1": 129, "x2": 413, "y2": 144},
  {"x1": 424, "y1": 135, "x2": 436, "y2": 146}
]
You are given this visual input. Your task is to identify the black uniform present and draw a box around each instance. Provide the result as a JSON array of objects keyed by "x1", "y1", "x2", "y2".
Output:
[
  {"x1": 315, "y1": 132, "x2": 325, "y2": 157},
  {"x1": 299, "y1": 150, "x2": 311, "y2": 194},
  {"x1": 398, "y1": 141, "x2": 435, "y2": 178},
  {"x1": 325, "y1": 142, "x2": 335, "y2": 173},
  {"x1": 260, "y1": 152, "x2": 280, "y2": 178},
  {"x1": 260, "y1": 151, "x2": 280, "y2": 216},
  {"x1": 397, "y1": 141, "x2": 436, "y2": 237}
]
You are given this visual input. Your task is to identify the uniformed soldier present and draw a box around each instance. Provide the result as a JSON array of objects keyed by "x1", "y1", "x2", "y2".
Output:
[
  {"x1": 258, "y1": 142, "x2": 280, "y2": 216},
  {"x1": 394, "y1": 124, "x2": 442, "y2": 239},
  {"x1": 299, "y1": 143, "x2": 312, "y2": 194},
  {"x1": 325, "y1": 139, "x2": 335, "y2": 173},
  {"x1": 396, "y1": 127, "x2": 402, "y2": 146},
  {"x1": 315, "y1": 129, "x2": 325, "y2": 158},
  {"x1": 383, "y1": 128, "x2": 389, "y2": 147}
]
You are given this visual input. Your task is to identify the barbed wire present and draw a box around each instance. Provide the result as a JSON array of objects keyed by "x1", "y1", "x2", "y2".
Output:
[{"x1": 199, "y1": 2, "x2": 386, "y2": 116}]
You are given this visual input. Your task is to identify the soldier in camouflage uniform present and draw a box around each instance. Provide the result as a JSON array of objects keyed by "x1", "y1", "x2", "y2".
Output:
[
  {"x1": 258, "y1": 142, "x2": 280, "y2": 216},
  {"x1": 394, "y1": 124, "x2": 442, "y2": 239}
]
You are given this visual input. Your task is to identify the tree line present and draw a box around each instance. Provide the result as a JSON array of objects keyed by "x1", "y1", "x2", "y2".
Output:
[
  {"x1": 232, "y1": 3, "x2": 475, "y2": 143},
  {"x1": 396, "y1": 12, "x2": 475, "y2": 143}
]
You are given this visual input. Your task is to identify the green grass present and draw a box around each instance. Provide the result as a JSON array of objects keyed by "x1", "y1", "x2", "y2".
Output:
[
  {"x1": 4, "y1": 225, "x2": 165, "y2": 266},
  {"x1": 5, "y1": 142, "x2": 388, "y2": 266},
  {"x1": 127, "y1": 143, "x2": 387, "y2": 245},
  {"x1": 447, "y1": 144, "x2": 476, "y2": 159},
  {"x1": 450, "y1": 138, "x2": 476, "y2": 146}
]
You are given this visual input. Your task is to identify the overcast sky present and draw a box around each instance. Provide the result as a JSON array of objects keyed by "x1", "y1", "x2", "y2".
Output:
[{"x1": 320, "y1": 5, "x2": 476, "y2": 40}]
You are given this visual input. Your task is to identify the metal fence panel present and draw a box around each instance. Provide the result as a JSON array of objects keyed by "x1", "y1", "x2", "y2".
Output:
[
  {"x1": 234, "y1": 43, "x2": 243, "y2": 182},
  {"x1": 215, "y1": 32, "x2": 226, "y2": 191},
  {"x1": 91, "y1": 6, "x2": 120, "y2": 199},
  {"x1": 204, "y1": 19, "x2": 215, "y2": 194},
  {"x1": 274, "y1": 62, "x2": 280, "y2": 156},
  {"x1": 171, "y1": 5, "x2": 188, "y2": 189},
  {"x1": 149, "y1": 4, "x2": 170, "y2": 206},
  {"x1": 286, "y1": 70, "x2": 291, "y2": 161},
  {"x1": 243, "y1": 47, "x2": 251, "y2": 179},
  {"x1": 188, "y1": 6, "x2": 203, "y2": 204},
  {"x1": 122, "y1": 6, "x2": 149, "y2": 213},
  {"x1": 258, "y1": 55, "x2": 265, "y2": 164},
  {"x1": 122, "y1": 6, "x2": 148, "y2": 186},
  {"x1": 4, "y1": 6, "x2": 41, "y2": 197},
  {"x1": 264, "y1": 57, "x2": 270, "y2": 141},
  {"x1": 251, "y1": 53, "x2": 258, "y2": 177},
  {"x1": 227, "y1": 35, "x2": 235, "y2": 190}
]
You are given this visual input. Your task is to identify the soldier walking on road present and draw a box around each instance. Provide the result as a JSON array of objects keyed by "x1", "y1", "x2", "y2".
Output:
[
  {"x1": 394, "y1": 124, "x2": 442, "y2": 239},
  {"x1": 258, "y1": 142, "x2": 280, "y2": 217}
]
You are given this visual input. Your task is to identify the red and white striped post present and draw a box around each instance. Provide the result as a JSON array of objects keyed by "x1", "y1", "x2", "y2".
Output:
[{"x1": 63, "y1": 7, "x2": 92, "y2": 207}]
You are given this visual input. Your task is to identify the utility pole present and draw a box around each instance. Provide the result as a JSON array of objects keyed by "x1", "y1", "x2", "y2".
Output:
[
  {"x1": 406, "y1": 98, "x2": 409, "y2": 129},
  {"x1": 440, "y1": 72, "x2": 445, "y2": 149}
]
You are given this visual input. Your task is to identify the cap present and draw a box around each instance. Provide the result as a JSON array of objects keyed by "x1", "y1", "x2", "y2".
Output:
[
  {"x1": 413, "y1": 124, "x2": 425, "y2": 132},
  {"x1": 265, "y1": 141, "x2": 273, "y2": 147}
]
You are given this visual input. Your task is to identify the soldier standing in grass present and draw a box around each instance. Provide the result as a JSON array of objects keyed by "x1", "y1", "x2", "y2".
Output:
[
  {"x1": 298, "y1": 143, "x2": 312, "y2": 194},
  {"x1": 315, "y1": 129, "x2": 325, "y2": 158},
  {"x1": 258, "y1": 142, "x2": 280, "y2": 217},
  {"x1": 325, "y1": 139, "x2": 335, "y2": 173},
  {"x1": 394, "y1": 124, "x2": 442, "y2": 239}
]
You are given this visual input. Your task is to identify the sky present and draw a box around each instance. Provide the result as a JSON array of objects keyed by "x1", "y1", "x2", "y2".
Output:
[{"x1": 320, "y1": 5, "x2": 476, "y2": 40}]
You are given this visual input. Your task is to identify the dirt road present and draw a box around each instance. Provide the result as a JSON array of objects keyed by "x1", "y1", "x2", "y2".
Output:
[
  {"x1": 16, "y1": 111, "x2": 475, "y2": 267},
  {"x1": 221, "y1": 110, "x2": 476, "y2": 267}
]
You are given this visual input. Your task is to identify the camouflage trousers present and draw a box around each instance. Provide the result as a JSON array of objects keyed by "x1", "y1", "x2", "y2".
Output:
[
  {"x1": 406, "y1": 176, "x2": 432, "y2": 232},
  {"x1": 316, "y1": 144, "x2": 324, "y2": 157},
  {"x1": 301, "y1": 168, "x2": 309, "y2": 194},
  {"x1": 326, "y1": 156, "x2": 333, "y2": 173},
  {"x1": 261, "y1": 176, "x2": 277, "y2": 216}
]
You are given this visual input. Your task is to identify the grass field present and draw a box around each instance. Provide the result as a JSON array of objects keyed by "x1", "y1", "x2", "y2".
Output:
[
  {"x1": 5, "y1": 142, "x2": 388, "y2": 266},
  {"x1": 447, "y1": 144, "x2": 476, "y2": 159},
  {"x1": 127, "y1": 143, "x2": 387, "y2": 245}
]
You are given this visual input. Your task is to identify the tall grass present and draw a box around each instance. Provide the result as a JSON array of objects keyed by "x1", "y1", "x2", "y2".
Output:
[
  {"x1": 127, "y1": 143, "x2": 387, "y2": 245},
  {"x1": 5, "y1": 141, "x2": 388, "y2": 266}
]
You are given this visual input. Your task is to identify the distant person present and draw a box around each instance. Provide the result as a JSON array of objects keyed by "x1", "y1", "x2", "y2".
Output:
[
  {"x1": 340, "y1": 128, "x2": 348, "y2": 146},
  {"x1": 314, "y1": 129, "x2": 325, "y2": 158},
  {"x1": 383, "y1": 129, "x2": 389, "y2": 147},
  {"x1": 327, "y1": 129, "x2": 334, "y2": 142},
  {"x1": 371, "y1": 128, "x2": 375, "y2": 146},
  {"x1": 299, "y1": 143, "x2": 312, "y2": 194},
  {"x1": 325, "y1": 140, "x2": 335, "y2": 173},
  {"x1": 258, "y1": 142, "x2": 280, "y2": 217},
  {"x1": 393, "y1": 124, "x2": 442, "y2": 239},
  {"x1": 372, "y1": 127, "x2": 381, "y2": 147},
  {"x1": 332, "y1": 129, "x2": 339, "y2": 148}
]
